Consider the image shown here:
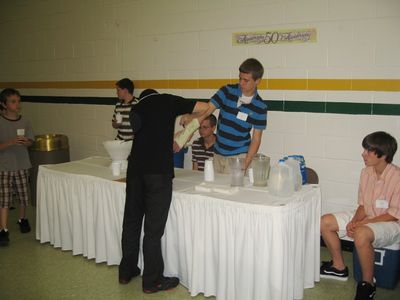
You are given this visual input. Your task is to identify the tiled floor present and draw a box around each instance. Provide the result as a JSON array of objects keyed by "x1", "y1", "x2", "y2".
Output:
[{"x1": 0, "y1": 206, "x2": 398, "y2": 300}]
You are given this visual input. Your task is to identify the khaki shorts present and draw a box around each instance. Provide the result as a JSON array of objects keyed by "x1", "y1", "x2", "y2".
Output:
[
  {"x1": 333, "y1": 210, "x2": 400, "y2": 248},
  {"x1": 213, "y1": 153, "x2": 247, "y2": 174}
]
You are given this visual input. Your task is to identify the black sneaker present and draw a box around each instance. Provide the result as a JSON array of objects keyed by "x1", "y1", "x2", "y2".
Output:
[
  {"x1": 143, "y1": 276, "x2": 179, "y2": 294},
  {"x1": 320, "y1": 260, "x2": 349, "y2": 281},
  {"x1": 354, "y1": 281, "x2": 376, "y2": 300},
  {"x1": 17, "y1": 219, "x2": 31, "y2": 233},
  {"x1": 0, "y1": 229, "x2": 10, "y2": 246}
]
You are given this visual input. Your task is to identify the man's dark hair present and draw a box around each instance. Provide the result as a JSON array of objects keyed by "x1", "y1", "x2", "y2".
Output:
[
  {"x1": 362, "y1": 131, "x2": 397, "y2": 163},
  {"x1": 239, "y1": 58, "x2": 264, "y2": 80},
  {"x1": 204, "y1": 114, "x2": 217, "y2": 127},
  {"x1": 0, "y1": 88, "x2": 21, "y2": 109},
  {"x1": 116, "y1": 78, "x2": 134, "y2": 94}
]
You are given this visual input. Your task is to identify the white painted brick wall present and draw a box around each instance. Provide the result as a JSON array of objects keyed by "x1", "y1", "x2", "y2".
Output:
[{"x1": 1, "y1": 0, "x2": 400, "y2": 214}]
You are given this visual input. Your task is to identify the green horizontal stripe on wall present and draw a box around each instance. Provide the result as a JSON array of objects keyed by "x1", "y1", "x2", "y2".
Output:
[
  {"x1": 372, "y1": 104, "x2": 400, "y2": 116},
  {"x1": 284, "y1": 101, "x2": 325, "y2": 113},
  {"x1": 326, "y1": 102, "x2": 372, "y2": 115},
  {"x1": 24, "y1": 95, "x2": 118, "y2": 105},
  {"x1": 23, "y1": 96, "x2": 400, "y2": 116}
]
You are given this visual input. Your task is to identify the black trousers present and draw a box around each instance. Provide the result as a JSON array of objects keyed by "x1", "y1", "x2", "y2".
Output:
[{"x1": 119, "y1": 166, "x2": 173, "y2": 288}]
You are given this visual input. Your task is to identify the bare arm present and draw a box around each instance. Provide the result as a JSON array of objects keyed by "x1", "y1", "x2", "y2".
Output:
[
  {"x1": 192, "y1": 162, "x2": 198, "y2": 171},
  {"x1": 180, "y1": 102, "x2": 216, "y2": 126},
  {"x1": 0, "y1": 136, "x2": 32, "y2": 150},
  {"x1": 193, "y1": 101, "x2": 210, "y2": 114},
  {"x1": 174, "y1": 102, "x2": 217, "y2": 151},
  {"x1": 356, "y1": 213, "x2": 398, "y2": 225},
  {"x1": 0, "y1": 139, "x2": 14, "y2": 150},
  {"x1": 346, "y1": 206, "x2": 368, "y2": 237},
  {"x1": 244, "y1": 129, "x2": 263, "y2": 170},
  {"x1": 197, "y1": 102, "x2": 217, "y2": 123}
]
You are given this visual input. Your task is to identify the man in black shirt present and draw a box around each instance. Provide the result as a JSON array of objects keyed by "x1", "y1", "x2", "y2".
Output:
[{"x1": 119, "y1": 89, "x2": 208, "y2": 294}]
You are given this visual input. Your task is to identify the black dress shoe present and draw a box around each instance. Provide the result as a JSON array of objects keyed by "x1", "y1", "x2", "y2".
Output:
[
  {"x1": 143, "y1": 276, "x2": 179, "y2": 294},
  {"x1": 118, "y1": 267, "x2": 141, "y2": 284}
]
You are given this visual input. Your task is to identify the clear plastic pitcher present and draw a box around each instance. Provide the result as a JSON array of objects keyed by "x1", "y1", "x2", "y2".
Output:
[
  {"x1": 285, "y1": 157, "x2": 302, "y2": 191},
  {"x1": 228, "y1": 157, "x2": 245, "y2": 186},
  {"x1": 252, "y1": 153, "x2": 270, "y2": 187},
  {"x1": 268, "y1": 160, "x2": 295, "y2": 197}
]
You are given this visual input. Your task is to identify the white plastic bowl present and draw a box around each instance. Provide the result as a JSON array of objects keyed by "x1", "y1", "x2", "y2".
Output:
[{"x1": 103, "y1": 140, "x2": 133, "y2": 171}]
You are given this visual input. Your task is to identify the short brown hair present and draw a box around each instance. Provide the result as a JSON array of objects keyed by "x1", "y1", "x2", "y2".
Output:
[
  {"x1": 0, "y1": 88, "x2": 21, "y2": 110},
  {"x1": 116, "y1": 78, "x2": 134, "y2": 94},
  {"x1": 239, "y1": 58, "x2": 264, "y2": 80},
  {"x1": 362, "y1": 131, "x2": 397, "y2": 163},
  {"x1": 204, "y1": 114, "x2": 217, "y2": 127}
]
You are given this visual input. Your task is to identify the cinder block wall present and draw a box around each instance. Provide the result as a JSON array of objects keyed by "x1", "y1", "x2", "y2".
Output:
[{"x1": 1, "y1": 0, "x2": 399, "y2": 213}]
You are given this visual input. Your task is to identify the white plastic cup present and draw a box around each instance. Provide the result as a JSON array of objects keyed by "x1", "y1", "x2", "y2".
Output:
[
  {"x1": 204, "y1": 159, "x2": 214, "y2": 182},
  {"x1": 115, "y1": 113, "x2": 123, "y2": 124},
  {"x1": 17, "y1": 128, "x2": 25, "y2": 137},
  {"x1": 111, "y1": 162, "x2": 121, "y2": 176}
]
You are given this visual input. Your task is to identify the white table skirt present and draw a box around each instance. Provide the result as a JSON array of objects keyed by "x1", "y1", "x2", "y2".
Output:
[{"x1": 36, "y1": 157, "x2": 321, "y2": 300}]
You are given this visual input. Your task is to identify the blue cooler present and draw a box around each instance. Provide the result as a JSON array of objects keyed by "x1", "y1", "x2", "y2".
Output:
[{"x1": 353, "y1": 242, "x2": 400, "y2": 289}]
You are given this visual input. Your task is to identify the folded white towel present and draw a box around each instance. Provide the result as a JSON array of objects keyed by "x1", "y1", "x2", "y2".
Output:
[
  {"x1": 213, "y1": 186, "x2": 239, "y2": 195},
  {"x1": 194, "y1": 185, "x2": 212, "y2": 193},
  {"x1": 194, "y1": 183, "x2": 239, "y2": 195}
]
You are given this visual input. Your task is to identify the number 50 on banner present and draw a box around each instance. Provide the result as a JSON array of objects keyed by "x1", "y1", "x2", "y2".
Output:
[{"x1": 232, "y1": 28, "x2": 317, "y2": 46}]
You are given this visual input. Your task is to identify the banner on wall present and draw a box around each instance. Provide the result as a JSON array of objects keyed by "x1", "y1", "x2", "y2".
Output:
[{"x1": 232, "y1": 28, "x2": 317, "y2": 46}]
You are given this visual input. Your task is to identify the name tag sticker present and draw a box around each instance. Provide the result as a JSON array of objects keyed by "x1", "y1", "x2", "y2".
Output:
[
  {"x1": 375, "y1": 199, "x2": 389, "y2": 209},
  {"x1": 236, "y1": 111, "x2": 248, "y2": 121}
]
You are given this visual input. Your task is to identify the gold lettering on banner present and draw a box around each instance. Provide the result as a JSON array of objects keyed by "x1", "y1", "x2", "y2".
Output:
[{"x1": 232, "y1": 28, "x2": 317, "y2": 46}]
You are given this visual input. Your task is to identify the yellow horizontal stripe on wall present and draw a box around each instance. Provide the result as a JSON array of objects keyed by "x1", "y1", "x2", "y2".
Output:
[
  {"x1": 351, "y1": 79, "x2": 400, "y2": 91},
  {"x1": 198, "y1": 79, "x2": 233, "y2": 89},
  {"x1": 1, "y1": 79, "x2": 400, "y2": 91},
  {"x1": 169, "y1": 79, "x2": 199, "y2": 89},
  {"x1": 268, "y1": 79, "x2": 307, "y2": 90},
  {"x1": 308, "y1": 79, "x2": 352, "y2": 91},
  {"x1": 134, "y1": 80, "x2": 170, "y2": 89}
]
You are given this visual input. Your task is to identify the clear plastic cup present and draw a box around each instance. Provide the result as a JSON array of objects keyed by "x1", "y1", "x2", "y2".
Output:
[{"x1": 228, "y1": 157, "x2": 245, "y2": 186}]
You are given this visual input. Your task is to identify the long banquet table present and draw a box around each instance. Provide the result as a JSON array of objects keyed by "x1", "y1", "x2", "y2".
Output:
[{"x1": 36, "y1": 156, "x2": 321, "y2": 300}]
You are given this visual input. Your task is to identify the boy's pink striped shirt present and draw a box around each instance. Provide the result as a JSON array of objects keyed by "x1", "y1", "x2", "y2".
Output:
[{"x1": 358, "y1": 163, "x2": 400, "y2": 222}]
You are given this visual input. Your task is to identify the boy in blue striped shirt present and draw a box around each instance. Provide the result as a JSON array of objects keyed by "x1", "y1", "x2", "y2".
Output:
[
  {"x1": 209, "y1": 58, "x2": 267, "y2": 173},
  {"x1": 177, "y1": 58, "x2": 267, "y2": 173}
]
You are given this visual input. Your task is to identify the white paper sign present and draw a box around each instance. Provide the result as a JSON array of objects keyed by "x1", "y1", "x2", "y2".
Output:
[{"x1": 236, "y1": 111, "x2": 248, "y2": 121}]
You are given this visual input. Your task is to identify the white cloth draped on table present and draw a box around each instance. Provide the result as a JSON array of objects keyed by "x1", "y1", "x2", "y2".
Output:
[
  {"x1": 37, "y1": 167, "x2": 126, "y2": 265},
  {"x1": 36, "y1": 158, "x2": 321, "y2": 300},
  {"x1": 163, "y1": 188, "x2": 320, "y2": 300}
]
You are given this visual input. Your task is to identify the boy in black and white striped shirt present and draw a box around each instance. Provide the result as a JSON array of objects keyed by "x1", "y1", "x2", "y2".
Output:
[
  {"x1": 192, "y1": 114, "x2": 217, "y2": 171},
  {"x1": 112, "y1": 78, "x2": 138, "y2": 141}
]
